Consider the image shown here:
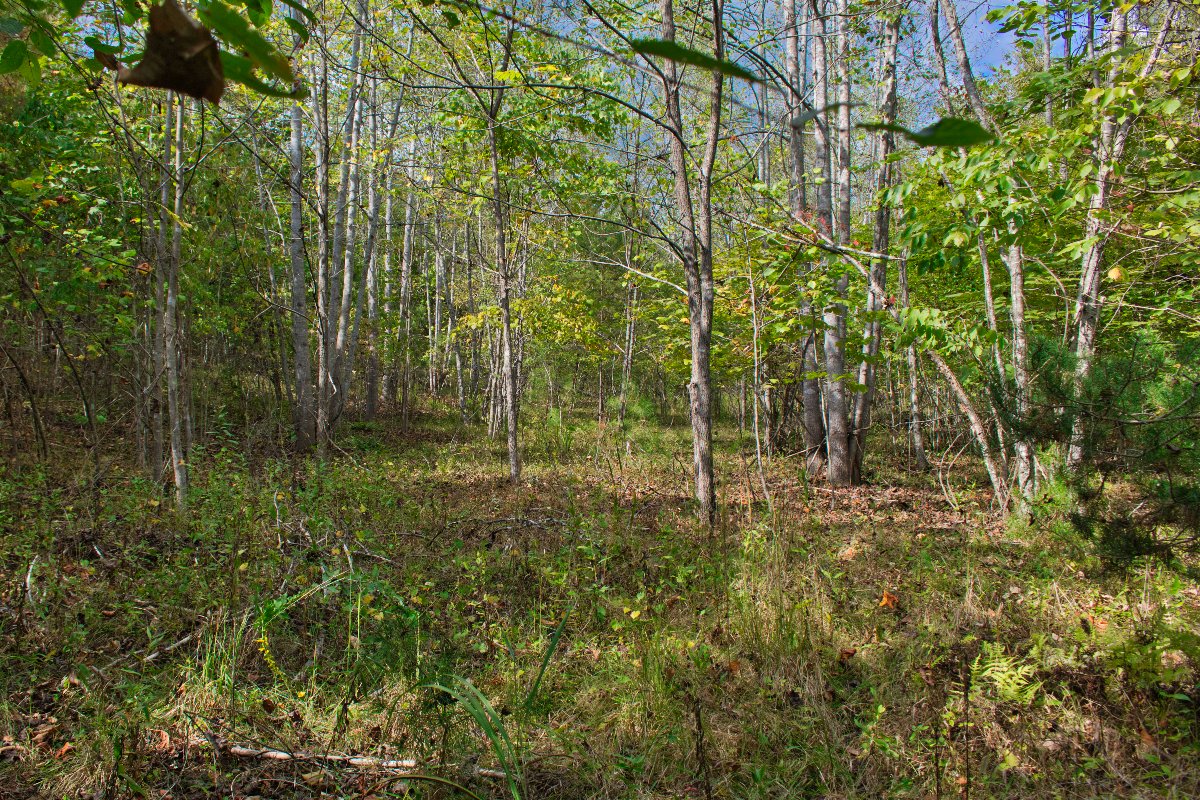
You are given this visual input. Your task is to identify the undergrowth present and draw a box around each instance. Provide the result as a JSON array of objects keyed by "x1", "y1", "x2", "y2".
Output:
[{"x1": 1, "y1": 411, "x2": 1198, "y2": 798}]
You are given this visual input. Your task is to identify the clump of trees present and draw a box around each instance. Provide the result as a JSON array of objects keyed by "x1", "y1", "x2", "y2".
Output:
[{"x1": 0, "y1": 0, "x2": 1196, "y2": 518}]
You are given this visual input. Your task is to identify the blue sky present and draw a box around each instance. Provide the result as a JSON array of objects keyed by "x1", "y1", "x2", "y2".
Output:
[{"x1": 964, "y1": 1, "x2": 1019, "y2": 75}]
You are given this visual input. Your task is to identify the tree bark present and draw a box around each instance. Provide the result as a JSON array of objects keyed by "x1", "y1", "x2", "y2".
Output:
[
  {"x1": 288, "y1": 86, "x2": 314, "y2": 450},
  {"x1": 802, "y1": 0, "x2": 831, "y2": 475},
  {"x1": 897, "y1": 254, "x2": 930, "y2": 470},
  {"x1": 1067, "y1": 7, "x2": 1173, "y2": 470},
  {"x1": 937, "y1": 0, "x2": 995, "y2": 130},
  {"x1": 823, "y1": 0, "x2": 853, "y2": 487},
  {"x1": 165, "y1": 94, "x2": 189, "y2": 510},
  {"x1": 657, "y1": 0, "x2": 720, "y2": 525},
  {"x1": 850, "y1": 11, "x2": 901, "y2": 483}
]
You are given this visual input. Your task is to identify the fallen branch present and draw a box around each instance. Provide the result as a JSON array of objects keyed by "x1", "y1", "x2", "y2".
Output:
[{"x1": 219, "y1": 742, "x2": 508, "y2": 780}]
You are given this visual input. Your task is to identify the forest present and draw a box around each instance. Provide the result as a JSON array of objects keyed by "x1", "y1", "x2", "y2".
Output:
[{"x1": 1, "y1": 0, "x2": 1198, "y2": 797}]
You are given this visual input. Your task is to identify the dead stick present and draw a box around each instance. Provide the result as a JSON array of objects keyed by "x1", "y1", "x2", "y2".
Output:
[{"x1": 221, "y1": 743, "x2": 507, "y2": 779}]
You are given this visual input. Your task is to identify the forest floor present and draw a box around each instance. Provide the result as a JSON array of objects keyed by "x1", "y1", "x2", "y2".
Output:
[{"x1": 2, "y1": 405, "x2": 1199, "y2": 799}]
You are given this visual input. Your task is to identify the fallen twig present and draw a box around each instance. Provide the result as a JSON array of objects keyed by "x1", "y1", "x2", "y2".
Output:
[{"x1": 217, "y1": 741, "x2": 508, "y2": 780}]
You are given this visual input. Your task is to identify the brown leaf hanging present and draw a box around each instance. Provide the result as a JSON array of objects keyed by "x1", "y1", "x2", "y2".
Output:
[{"x1": 97, "y1": 0, "x2": 225, "y2": 104}]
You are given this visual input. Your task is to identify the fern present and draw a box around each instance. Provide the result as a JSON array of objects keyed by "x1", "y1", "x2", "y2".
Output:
[{"x1": 973, "y1": 642, "x2": 1042, "y2": 706}]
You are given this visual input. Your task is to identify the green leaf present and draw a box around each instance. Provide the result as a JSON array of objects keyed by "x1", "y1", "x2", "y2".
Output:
[
  {"x1": 84, "y1": 35, "x2": 122, "y2": 55},
  {"x1": 283, "y1": 16, "x2": 309, "y2": 44},
  {"x1": 525, "y1": 604, "x2": 573, "y2": 710},
  {"x1": 29, "y1": 27, "x2": 55, "y2": 57},
  {"x1": 861, "y1": 117, "x2": 993, "y2": 148},
  {"x1": 10, "y1": 176, "x2": 39, "y2": 193},
  {"x1": 200, "y1": 1, "x2": 293, "y2": 83},
  {"x1": 630, "y1": 38, "x2": 760, "y2": 83},
  {"x1": 278, "y1": 0, "x2": 316, "y2": 24},
  {"x1": 0, "y1": 39, "x2": 28, "y2": 74},
  {"x1": 60, "y1": 0, "x2": 86, "y2": 17},
  {"x1": 219, "y1": 51, "x2": 307, "y2": 99},
  {"x1": 0, "y1": 17, "x2": 24, "y2": 36}
]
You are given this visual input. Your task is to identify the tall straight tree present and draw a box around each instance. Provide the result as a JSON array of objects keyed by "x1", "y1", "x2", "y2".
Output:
[
  {"x1": 787, "y1": 0, "x2": 827, "y2": 474},
  {"x1": 811, "y1": 0, "x2": 854, "y2": 486},
  {"x1": 289, "y1": 9, "x2": 314, "y2": 452},
  {"x1": 850, "y1": 8, "x2": 902, "y2": 482},
  {"x1": 652, "y1": 0, "x2": 724, "y2": 524}
]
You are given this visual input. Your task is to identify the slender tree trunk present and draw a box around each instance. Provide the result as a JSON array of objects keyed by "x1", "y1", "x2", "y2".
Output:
[
  {"x1": 286, "y1": 10, "x2": 314, "y2": 448},
  {"x1": 850, "y1": 11, "x2": 900, "y2": 483},
  {"x1": 898, "y1": 253, "x2": 930, "y2": 470},
  {"x1": 658, "y1": 0, "x2": 720, "y2": 524},
  {"x1": 803, "y1": 0, "x2": 831, "y2": 475},
  {"x1": 928, "y1": 0, "x2": 954, "y2": 112},
  {"x1": 784, "y1": 0, "x2": 807, "y2": 212},
  {"x1": 1067, "y1": 7, "x2": 1173, "y2": 470},
  {"x1": 618, "y1": 269, "x2": 637, "y2": 426},
  {"x1": 487, "y1": 115, "x2": 522, "y2": 483},
  {"x1": 288, "y1": 82, "x2": 314, "y2": 451},
  {"x1": 333, "y1": 93, "x2": 364, "y2": 422},
  {"x1": 165, "y1": 94, "x2": 189, "y2": 510},
  {"x1": 929, "y1": 350, "x2": 1009, "y2": 508},
  {"x1": 314, "y1": 50, "x2": 333, "y2": 457},
  {"x1": 347, "y1": 91, "x2": 385, "y2": 415},
  {"x1": 938, "y1": 0, "x2": 995, "y2": 129},
  {"x1": 823, "y1": 0, "x2": 853, "y2": 486},
  {"x1": 1003, "y1": 237, "x2": 1035, "y2": 502},
  {"x1": 152, "y1": 101, "x2": 170, "y2": 484},
  {"x1": 398, "y1": 139, "x2": 418, "y2": 428}
]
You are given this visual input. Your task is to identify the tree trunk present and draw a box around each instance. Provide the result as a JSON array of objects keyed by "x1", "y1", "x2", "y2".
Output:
[
  {"x1": 937, "y1": 0, "x2": 995, "y2": 129},
  {"x1": 928, "y1": 350, "x2": 1009, "y2": 509},
  {"x1": 1067, "y1": 7, "x2": 1173, "y2": 470},
  {"x1": 488, "y1": 114, "x2": 522, "y2": 484},
  {"x1": 285, "y1": 70, "x2": 314, "y2": 451},
  {"x1": 618, "y1": 269, "x2": 637, "y2": 426},
  {"x1": 850, "y1": 11, "x2": 900, "y2": 483},
  {"x1": 802, "y1": 0, "x2": 832, "y2": 476},
  {"x1": 823, "y1": 0, "x2": 853, "y2": 487},
  {"x1": 898, "y1": 253, "x2": 930, "y2": 470},
  {"x1": 165, "y1": 94, "x2": 189, "y2": 510},
  {"x1": 657, "y1": 0, "x2": 720, "y2": 525},
  {"x1": 314, "y1": 50, "x2": 333, "y2": 457}
]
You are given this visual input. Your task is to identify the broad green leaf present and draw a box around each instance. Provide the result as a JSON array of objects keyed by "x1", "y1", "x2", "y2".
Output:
[
  {"x1": 0, "y1": 17, "x2": 24, "y2": 36},
  {"x1": 200, "y1": 1, "x2": 293, "y2": 83},
  {"x1": 17, "y1": 50, "x2": 40, "y2": 84},
  {"x1": 10, "y1": 176, "x2": 40, "y2": 193},
  {"x1": 283, "y1": 15, "x2": 309, "y2": 44},
  {"x1": 60, "y1": 0, "x2": 86, "y2": 18},
  {"x1": 219, "y1": 51, "x2": 307, "y2": 99},
  {"x1": 630, "y1": 38, "x2": 760, "y2": 83},
  {"x1": 861, "y1": 117, "x2": 994, "y2": 148},
  {"x1": 0, "y1": 39, "x2": 27, "y2": 74},
  {"x1": 278, "y1": 0, "x2": 317, "y2": 24},
  {"x1": 84, "y1": 35, "x2": 122, "y2": 55},
  {"x1": 29, "y1": 27, "x2": 55, "y2": 57},
  {"x1": 910, "y1": 117, "x2": 993, "y2": 147}
]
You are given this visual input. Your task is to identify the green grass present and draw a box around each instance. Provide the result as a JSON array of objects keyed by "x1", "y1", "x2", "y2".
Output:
[{"x1": 1, "y1": 410, "x2": 1198, "y2": 798}]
